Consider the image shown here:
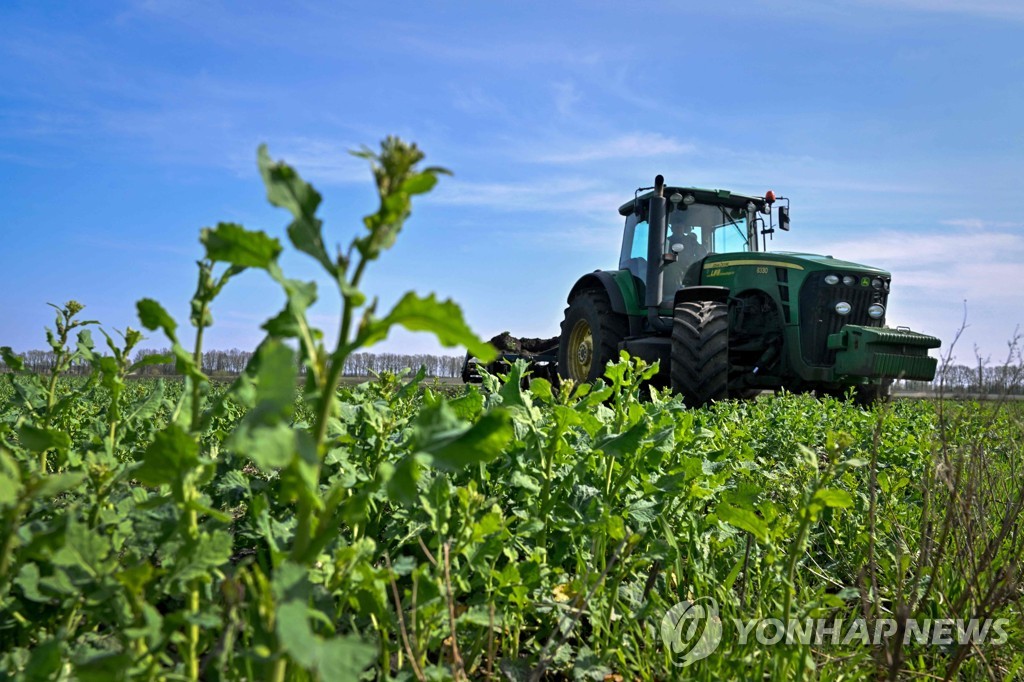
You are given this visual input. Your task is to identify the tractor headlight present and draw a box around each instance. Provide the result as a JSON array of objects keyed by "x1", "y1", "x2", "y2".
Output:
[
  {"x1": 835, "y1": 301, "x2": 852, "y2": 315},
  {"x1": 868, "y1": 304, "x2": 885, "y2": 319},
  {"x1": 842, "y1": 275, "x2": 856, "y2": 286},
  {"x1": 824, "y1": 274, "x2": 840, "y2": 285},
  {"x1": 871, "y1": 278, "x2": 883, "y2": 289},
  {"x1": 884, "y1": 280, "x2": 890, "y2": 291}
]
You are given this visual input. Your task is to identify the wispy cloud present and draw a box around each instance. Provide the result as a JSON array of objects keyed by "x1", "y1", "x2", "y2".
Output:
[
  {"x1": 428, "y1": 177, "x2": 617, "y2": 212},
  {"x1": 72, "y1": 236, "x2": 195, "y2": 257},
  {"x1": 797, "y1": 221, "x2": 1024, "y2": 302},
  {"x1": 552, "y1": 81, "x2": 582, "y2": 118},
  {"x1": 854, "y1": 0, "x2": 1024, "y2": 22},
  {"x1": 451, "y1": 86, "x2": 509, "y2": 118},
  {"x1": 247, "y1": 136, "x2": 369, "y2": 185},
  {"x1": 390, "y1": 32, "x2": 607, "y2": 69},
  {"x1": 528, "y1": 132, "x2": 695, "y2": 164},
  {"x1": 941, "y1": 218, "x2": 1024, "y2": 231}
]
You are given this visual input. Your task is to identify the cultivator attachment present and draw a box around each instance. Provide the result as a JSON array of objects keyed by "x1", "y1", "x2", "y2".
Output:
[{"x1": 461, "y1": 332, "x2": 559, "y2": 383}]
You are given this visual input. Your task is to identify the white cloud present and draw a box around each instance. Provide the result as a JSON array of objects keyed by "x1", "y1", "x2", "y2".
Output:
[
  {"x1": 941, "y1": 218, "x2": 1023, "y2": 231},
  {"x1": 451, "y1": 86, "x2": 508, "y2": 117},
  {"x1": 855, "y1": 0, "x2": 1024, "y2": 21},
  {"x1": 242, "y1": 136, "x2": 369, "y2": 186},
  {"x1": 529, "y1": 132, "x2": 695, "y2": 164},
  {"x1": 793, "y1": 220, "x2": 1024, "y2": 354},
  {"x1": 552, "y1": 81, "x2": 582, "y2": 118},
  {"x1": 427, "y1": 177, "x2": 620, "y2": 214}
]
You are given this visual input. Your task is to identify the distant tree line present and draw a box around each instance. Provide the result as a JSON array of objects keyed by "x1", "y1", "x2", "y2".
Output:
[
  {"x1": 1, "y1": 348, "x2": 466, "y2": 379},
  {"x1": 5, "y1": 348, "x2": 1022, "y2": 394},
  {"x1": 897, "y1": 361, "x2": 1024, "y2": 396}
]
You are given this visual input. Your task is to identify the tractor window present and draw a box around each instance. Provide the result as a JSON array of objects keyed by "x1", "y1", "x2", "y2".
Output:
[
  {"x1": 630, "y1": 220, "x2": 648, "y2": 259},
  {"x1": 618, "y1": 214, "x2": 648, "y2": 283},
  {"x1": 710, "y1": 217, "x2": 750, "y2": 254}
]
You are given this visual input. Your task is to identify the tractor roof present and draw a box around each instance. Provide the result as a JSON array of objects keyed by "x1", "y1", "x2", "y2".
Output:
[{"x1": 617, "y1": 186, "x2": 769, "y2": 217}]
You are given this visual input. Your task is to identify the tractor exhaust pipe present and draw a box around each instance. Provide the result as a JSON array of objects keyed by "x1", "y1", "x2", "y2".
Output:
[
  {"x1": 644, "y1": 175, "x2": 671, "y2": 332},
  {"x1": 645, "y1": 175, "x2": 666, "y2": 308}
]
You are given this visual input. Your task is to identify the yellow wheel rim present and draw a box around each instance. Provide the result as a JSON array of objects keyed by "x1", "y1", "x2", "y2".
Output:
[{"x1": 567, "y1": 319, "x2": 594, "y2": 380}]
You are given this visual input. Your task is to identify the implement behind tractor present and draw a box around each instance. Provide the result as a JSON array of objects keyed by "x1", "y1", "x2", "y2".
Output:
[{"x1": 465, "y1": 176, "x2": 940, "y2": 405}]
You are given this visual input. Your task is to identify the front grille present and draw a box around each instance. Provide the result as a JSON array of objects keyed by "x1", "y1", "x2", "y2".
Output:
[{"x1": 799, "y1": 272, "x2": 888, "y2": 366}]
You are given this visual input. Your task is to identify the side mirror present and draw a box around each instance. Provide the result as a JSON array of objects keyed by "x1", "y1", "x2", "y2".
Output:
[{"x1": 779, "y1": 205, "x2": 790, "y2": 231}]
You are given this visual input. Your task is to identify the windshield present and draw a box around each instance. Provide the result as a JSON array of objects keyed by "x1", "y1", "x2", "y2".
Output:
[{"x1": 666, "y1": 203, "x2": 752, "y2": 255}]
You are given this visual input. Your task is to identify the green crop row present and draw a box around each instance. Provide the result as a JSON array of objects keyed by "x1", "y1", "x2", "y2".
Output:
[{"x1": 1, "y1": 140, "x2": 1021, "y2": 681}]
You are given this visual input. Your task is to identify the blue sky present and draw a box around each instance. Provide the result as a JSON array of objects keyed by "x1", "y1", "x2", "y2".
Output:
[{"x1": 2, "y1": 1, "x2": 1022, "y2": 365}]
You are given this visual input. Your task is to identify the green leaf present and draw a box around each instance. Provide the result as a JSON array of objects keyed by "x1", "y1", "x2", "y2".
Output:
[
  {"x1": 35, "y1": 472, "x2": 86, "y2": 498},
  {"x1": 52, "y1": 518, "x2": 113, "y2": 576},
  {"x1": 597, "y1": 420, "x2": 648, "y2": 459},
  {"x1": 228, "y1": 341, "x2": 300, "y2": 472},
  {"x1": 0, "y1": 452, "x2": 22, "y2": 506},
  {"x1": 136, "y1": 298, "x2": 179, "y2": 343},
  {"x1": 230, "y1": 423, "x2": 297, "y2": 472},
  {"x1": 257, "y1": 145, "x2": 335, "y2": 276},
  {"x1": 169, "y1": 531, "x2": 233, "y2": 583},
  {"x1": 448, "y1": 388, "x2": 484, "y2": 420},
  {"x1": 250, "y1": 340, "x2": 297, "y2": 421},
  {"x1": 74, "y1": 652, "x2": 133, "y2": 682},
  {"x1": 201, "y1": 222, "x2": 282, "y2": 269},
  {"x1": 15, "y1": 564, "x2": 50, "y2": 603},
  {"x1": 529, "y1": 378, "x2": 554, "y2": 403},
  {"x1": 17, "y1": 424, "x2": 71, "y2": 453},
  {"x1": 386, "y1": 453, "x2": 428, "y2": 506},
  {"x1": 717, "y1": 502, "x2": 769, "y2": 542},
  {"x1": 276, "y1": 600, "x2": 375, "y2": 678},
  {"x1": 25, "y1": 638, "x2": 63, "y2": 679},
  {"x1": 134, "y1": 423, "x2": 199, "y2": 488},
  {"x1": 426, "y1": 410, "x2": 513, "y2": 471},
  {"x1": 125, "y1": 380, "x2": 166, "y2": 422},
  {"x1": 1, "y1": 346, "x2": 24, "y2": 371},
  {"x1": 263, "y1": 277, "x2": 318, "y2": 338},
  {"x1": 356, "y1": 291, "x2": 497, "y2": 363},
  {"x1": 393, "y1": 365, "x2": 427, "y2": 403},
  {"x1": 400, "y1": 172, "x2": 438, "y2": 196},
  {"x1": 317, "y1": 636, "x2": 377, "y2": 680},
  {"x1": 276, "y1": 601, "x2": 319, "y2": 666},
  {"x1": 814, "y1": 488, "x2": 853, "y2": 509}
]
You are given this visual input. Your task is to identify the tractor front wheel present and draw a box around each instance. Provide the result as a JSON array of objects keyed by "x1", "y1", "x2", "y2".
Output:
[
  {"x1": 671, "y1": 300, "x2": 730, "y2": 407},
  {"x1": 558, "y1": 290, "x2": 628, "y2": 384}
]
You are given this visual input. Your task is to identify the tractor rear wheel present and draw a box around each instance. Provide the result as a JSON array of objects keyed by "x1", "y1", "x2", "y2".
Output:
[
  {"x1": 558, "y1": 290, "x2": 628, "y2": 384},
  {"x1": 671, "y1": 300, "x2": 730, "y2": 407}
]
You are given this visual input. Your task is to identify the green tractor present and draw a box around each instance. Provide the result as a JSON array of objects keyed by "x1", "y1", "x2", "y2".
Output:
[{"x1": 557, "y1": 175, "x2": 941, "y2": 405}]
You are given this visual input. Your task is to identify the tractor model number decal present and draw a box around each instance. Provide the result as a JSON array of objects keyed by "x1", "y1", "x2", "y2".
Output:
[{"x1": 703, "y1": 260, "x2": 805, "y2": 270}]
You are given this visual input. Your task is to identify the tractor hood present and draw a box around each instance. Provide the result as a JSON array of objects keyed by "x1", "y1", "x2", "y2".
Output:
[
  {"x1": 698, "y1": 251, "x2": 893, "y2": 289},
  {"x1": 763, "y1": 251, "x2": 890, "y2": 275}
]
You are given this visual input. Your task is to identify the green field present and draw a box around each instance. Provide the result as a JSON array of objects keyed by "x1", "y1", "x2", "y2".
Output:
[
  {"x1": 1, "y1": 139, "x2": 1021, "y2": 681},
  {"x1": 2, "y1": 365, "x2": 1022, "y2": 680}
]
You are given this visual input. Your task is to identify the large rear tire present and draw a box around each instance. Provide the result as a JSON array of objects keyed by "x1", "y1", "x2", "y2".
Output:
[
  {"x1": 671, "y1": 300, "x2": 730, "y2": 407},
  {"x1": 558, "y1": 290, "x2": 628, "y2": 384}
]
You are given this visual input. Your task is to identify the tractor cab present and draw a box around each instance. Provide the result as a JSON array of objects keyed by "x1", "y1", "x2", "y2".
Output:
[{"x1": 617, "y1": 186, "x2": 788, "y2": 308}]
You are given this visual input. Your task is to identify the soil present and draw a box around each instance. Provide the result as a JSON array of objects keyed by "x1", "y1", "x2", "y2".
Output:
[{"x1": 487, "y1": 332, "x2": 559, "y2": 356}]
